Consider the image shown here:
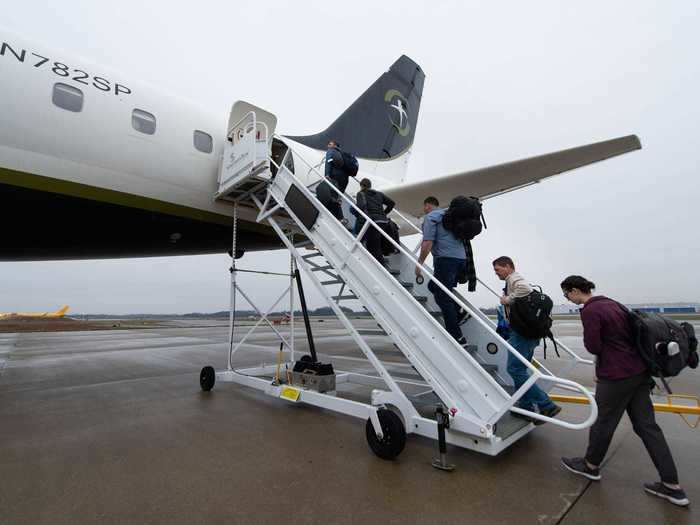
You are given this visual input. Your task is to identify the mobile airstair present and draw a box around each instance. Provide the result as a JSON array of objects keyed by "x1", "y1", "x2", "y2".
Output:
[{"x1": 201, "y1": 106, "x2": 598, "y2": 461}]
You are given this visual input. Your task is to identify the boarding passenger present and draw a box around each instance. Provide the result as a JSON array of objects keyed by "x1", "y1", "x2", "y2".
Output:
[
  {"x1": 352, "y1": 178, "x2": 395, "y2": 265},
  {"x1": 559, "y1": 275, "x2": 688, "y2": 507},
  {"x1": 320, "y1": 140, "x2": 349, "y2": 223},
  {"x1": 493, "y1": 256, "x2": 562, "y2": 422},
  {"x1": 416, "y1": 196, "x2": 469, "y2": 349}
]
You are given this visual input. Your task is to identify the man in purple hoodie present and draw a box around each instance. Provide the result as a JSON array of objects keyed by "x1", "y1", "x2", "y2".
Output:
[{"x1": 559, "y1": 275, "x2": 689, "y2": 507}]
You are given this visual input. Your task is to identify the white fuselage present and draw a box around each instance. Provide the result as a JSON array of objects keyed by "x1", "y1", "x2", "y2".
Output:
[{"x1": 0, "y1": 29, "x2": 409, "y2": 232}]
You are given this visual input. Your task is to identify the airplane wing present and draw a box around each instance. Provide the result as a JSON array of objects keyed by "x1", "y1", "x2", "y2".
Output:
[{"x1": 384, "y1": 135, "x2": 641, "y2": 217}]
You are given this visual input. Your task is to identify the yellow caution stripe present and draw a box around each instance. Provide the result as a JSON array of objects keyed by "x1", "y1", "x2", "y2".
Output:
[{"x1": 549, "y1": 394, "x2": 700, "y2": 416}]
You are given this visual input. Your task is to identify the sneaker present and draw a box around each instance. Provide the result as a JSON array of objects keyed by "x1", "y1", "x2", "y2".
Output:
[
  {"x1": 534, "y1": 404, "x2": 562, "y2": 425},
  {"x1": 456, "y1": 337, "x2": 469, "y2": 349},
  {"x1": 644, "y1": 482, "x2": 690, "y2": 507},
  {"x1": 561, "y1": 457, "x2": 602, "y2": 481}
]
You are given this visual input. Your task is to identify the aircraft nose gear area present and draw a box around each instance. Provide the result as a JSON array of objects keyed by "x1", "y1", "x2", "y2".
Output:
[{"x1": 201, "y1": 107, "x2": 599, "y2": 464}]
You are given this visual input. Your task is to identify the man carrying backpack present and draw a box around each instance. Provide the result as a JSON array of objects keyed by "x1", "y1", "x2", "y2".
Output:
[
  {"x1": 318, "y1": 140, "x2": 358, "y2": 224},
  {"x1": 493, "y1": 256, "x2": 562, "y2": 423},
  {"x1": 559, "y1": 275, "x2": 689, "y2": 507},
  {"x1": 352, "y1": 178, "x2": 395, "y2": 265},
  {"x1": 416, "y1": 196, "x2": 469, "y2": 349}
]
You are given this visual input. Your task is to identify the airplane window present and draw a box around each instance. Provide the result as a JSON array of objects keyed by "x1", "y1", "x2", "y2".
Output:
[
  {"x1": 193, "y1": 130, "x2": 213, "y2": 153},
  {"x1": 132, "y1": 109, "x2": 156, "y2": 135},
  {"x1": 52, "y1": 83, "x2": 83, "y2": 112}
]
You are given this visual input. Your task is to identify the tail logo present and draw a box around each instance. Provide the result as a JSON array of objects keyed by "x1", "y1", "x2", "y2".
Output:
[{"x1": 384, "y1": 89, "x2": 411, "y2": 137}]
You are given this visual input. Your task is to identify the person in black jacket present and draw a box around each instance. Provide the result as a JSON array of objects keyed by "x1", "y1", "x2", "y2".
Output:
[
  {"x1": 352, "y1": 178, "x2": 395, "y2": 265},
  {"x1": 318, "y1": 140, "x2": 348, "y2": 222}
]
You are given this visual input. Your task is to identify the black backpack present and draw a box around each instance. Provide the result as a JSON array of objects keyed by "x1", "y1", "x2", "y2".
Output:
[
  {"x1": 381, "y1": 219, "x2": 400, "y2": 256},
  {"x1": 509, "y1": 288, "x2": 560, "y2": 358},
  {"x1": 442, "y1": 196, "x2": 486, "y2": 241},
  {"x1": 619, "y1": 305, "x2": 699, "y2": 392},
  {"x1": 340, "y1": 150, "x2": 359, "y2": 177}
]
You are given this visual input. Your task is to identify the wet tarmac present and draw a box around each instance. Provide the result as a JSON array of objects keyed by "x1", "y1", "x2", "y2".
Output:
[{"x1": 0, "y1": 319, "x2": 698, "y2": 524}]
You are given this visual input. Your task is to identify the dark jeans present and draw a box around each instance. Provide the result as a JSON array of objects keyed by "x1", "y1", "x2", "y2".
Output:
[
  {"x1": 507, "y1": 330, "x2": 556, "y2": 411},
  {"x1": 585, "y1": 372, "x2": 679, "y2": 484},
  {"x1": 362, "y1": 221, "x2": 389, "y2": 265},
  {"x1": 428, "y1": 257, "x2": 464, "y2": 341},
  {"x1": 317, "y1": 180, "x2": 344, "y2": 221}
]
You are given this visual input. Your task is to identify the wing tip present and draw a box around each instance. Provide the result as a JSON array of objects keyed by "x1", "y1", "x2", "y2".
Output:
[{"x1": 622, "y1": 134, "x2": 642, "y2": 151}]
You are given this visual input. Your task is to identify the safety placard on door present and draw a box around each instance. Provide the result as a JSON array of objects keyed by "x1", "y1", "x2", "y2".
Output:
[{"x1": 280, "y1": 386, "x2": 301, "y2": 402}]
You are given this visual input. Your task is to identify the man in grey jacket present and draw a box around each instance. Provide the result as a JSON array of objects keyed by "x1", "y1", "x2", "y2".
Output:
[{"x1": 493, "y1": 256, "x2": 561, "y2": 423}]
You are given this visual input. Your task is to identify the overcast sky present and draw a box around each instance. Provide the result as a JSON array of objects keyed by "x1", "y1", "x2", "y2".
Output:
[{"x1": 2, "y1": 1, "x2": 699, "y2": 314}]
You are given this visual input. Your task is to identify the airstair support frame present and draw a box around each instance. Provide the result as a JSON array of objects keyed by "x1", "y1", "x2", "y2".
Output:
[
  {"x1": 210, "y1": 115, "x2": 598, "y2": 457},
  {"x1": 266, "y1": 147, "x2": 597, "y2": 428},
  {"x1": 265, "y1": 166, "x2": 511, "y2": 428}
]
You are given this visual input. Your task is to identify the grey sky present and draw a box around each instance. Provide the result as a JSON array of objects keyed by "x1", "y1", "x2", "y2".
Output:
[{"x1": 2, "y1": 1, "x2": 699, "y2": 314}]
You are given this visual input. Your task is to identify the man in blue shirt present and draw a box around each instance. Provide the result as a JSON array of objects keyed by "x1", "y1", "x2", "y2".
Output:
[{"x1": 416, "y1": 196, "x2": 468, "y2": 347}]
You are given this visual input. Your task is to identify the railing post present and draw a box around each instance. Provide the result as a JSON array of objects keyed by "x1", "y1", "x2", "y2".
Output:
[{"x1": 227, "y1": 204, "x2": 238, "y2": 370}]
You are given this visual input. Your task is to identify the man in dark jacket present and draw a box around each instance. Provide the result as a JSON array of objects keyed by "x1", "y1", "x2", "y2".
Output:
[
  {"x1": 318, "y1": 140, "x2": 348, "y2": 222},
  {"x1": 352, "y1": 178, "x2": 395, "y2": 265},
  {"x1": 559, "y1": 275, "x2": 688, "y2": 507}
]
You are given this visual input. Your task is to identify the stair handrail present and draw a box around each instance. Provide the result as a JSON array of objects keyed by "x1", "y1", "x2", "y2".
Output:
[
  {"x1": 226, "y1": 111, "x2": 269, "y2": 143},
  {"x1": 274, "y1": 137, "x2": 597, "y2": 430},
  {"x1": 345, "y1": 177, "x2": 594, "y2": 370},
  {"x1": 475, "y1": 278, "x2": 594, "y2": 367}
]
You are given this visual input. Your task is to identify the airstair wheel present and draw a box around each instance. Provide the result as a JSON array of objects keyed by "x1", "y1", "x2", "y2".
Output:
[
  {"x1": 365, "y1": 409, "x2": 406, "y2": 460},
  {"x1": 200, "y1": 366, "x2": 216, "y2": 391}
]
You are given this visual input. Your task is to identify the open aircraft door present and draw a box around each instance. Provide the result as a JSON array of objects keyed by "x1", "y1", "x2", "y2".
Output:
[{"x1": 216, "y1": 101, "x2": 277, "y2": 199}]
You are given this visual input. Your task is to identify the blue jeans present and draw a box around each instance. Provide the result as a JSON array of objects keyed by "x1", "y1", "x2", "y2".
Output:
[
  {"x1": 428, "y1": 257, "x2": 464, "y2": 341},
  {"x1": 507, "y1": 331, "x2": 555, "y2": 411}
]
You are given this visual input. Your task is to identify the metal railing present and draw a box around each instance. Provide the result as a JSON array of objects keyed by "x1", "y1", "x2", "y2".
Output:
[
  {"x1": 351, "y1": 177, "x2": 594, "y2": 374},
  {"x1": 227, "y1": 111, "x2": 269, "y2": 144},
  {"x1": 273, "y1": 138, "x2": 598, "y2": 430}
]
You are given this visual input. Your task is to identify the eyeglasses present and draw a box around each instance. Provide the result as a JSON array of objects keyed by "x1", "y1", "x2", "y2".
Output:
[{"x1": 562, "y1": 290, "x2": 570, "y2": 299}]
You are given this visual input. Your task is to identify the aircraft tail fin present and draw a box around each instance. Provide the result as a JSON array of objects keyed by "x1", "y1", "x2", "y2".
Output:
[
  {"x1": 55, "y1": 305, "x2": 69, "y2": 317},
  {"x1": 286, "y1": 55, "x2": 425, "y2": 178}
]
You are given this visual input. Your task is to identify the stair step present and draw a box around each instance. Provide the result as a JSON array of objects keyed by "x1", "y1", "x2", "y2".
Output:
[
  {"x1": 357, "y1": 328, "x2": 388, "y2": 336},
  {"x1": 321, "y1": 279, "x2": 344, "y2": 285},
  {"x1": 482, "y1": 363, "x2": 499, "y2": 373},
  {"x1": 293, "y1": 239, "x2": 315, "y2": 249},
  {"x1": 413, "y1": 295, "x2": 428, "y2": 303},
  {"x1": 302, "y1": 252, "x2": 324, "y2": 259},
  {"x1": 332, "y1": 294, "x2": 358, "y2": 301},
  {"x1": 400, "y1": 281, "x2": 414, "y2": 289},
  {"x1": 310, "y1": 265, "x2": 334, "y2": 272},
  {"x1": 387, "y1": 268, "x2": 400, "y2": 276},
  {"x1": 494, "y1": 413, "x2": 531, "y2": 439}
]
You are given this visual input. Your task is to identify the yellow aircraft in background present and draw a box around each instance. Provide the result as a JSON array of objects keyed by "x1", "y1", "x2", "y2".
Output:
[{"x1": 0, "y1": 305, "x2": 69, "y2": 320}]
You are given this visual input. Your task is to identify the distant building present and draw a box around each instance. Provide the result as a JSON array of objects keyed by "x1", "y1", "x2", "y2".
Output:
[
  {"x1": 553, "y1": 302, "x2": 699, "y2": 315},
  {"x1": 625, "y1": 303, "x2": 699, "y2": 314},
  {"x1": 553, "y1": 304, "x2": 582, "y2": 315}
]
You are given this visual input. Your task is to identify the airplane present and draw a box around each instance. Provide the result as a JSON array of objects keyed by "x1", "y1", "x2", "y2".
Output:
[
  {"x1": 0, "y1": 28, "x2": 641, "y2": 262},
  {"x1": 0, "y1": 305, "x2": 69, "y2": 320}
]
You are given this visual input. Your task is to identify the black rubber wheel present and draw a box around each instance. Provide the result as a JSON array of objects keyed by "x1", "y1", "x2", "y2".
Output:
[
  {"x1": 300, "y1": 354, "x2": 314, "y2": 363},
  {"x1": 365, "y1": 409, "x2": 406, "y2": 460},
  {"x1": 200, "y1": 366, "x2": 216, "y2": 391}
]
